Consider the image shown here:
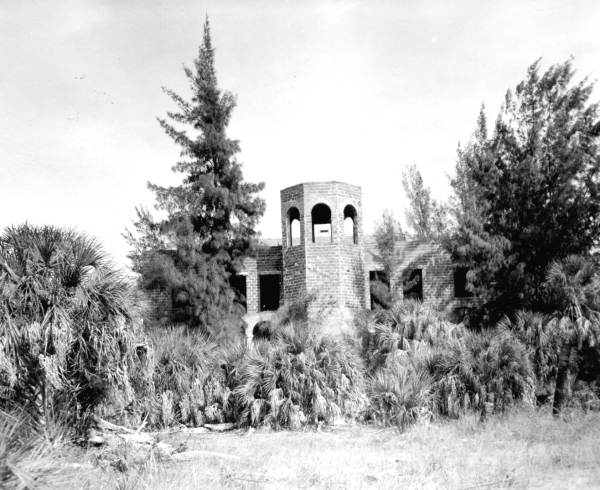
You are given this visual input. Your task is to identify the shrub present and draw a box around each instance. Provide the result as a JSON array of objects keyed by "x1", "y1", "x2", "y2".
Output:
[
  {"x1": 499, "y1": 311, "x2": 564, "y2": 404},
  {"x1": 367, "y1": 360, "x2": 433, "y2": 429},
  {"x1": 361, "y1": 299, "x2": 534, "y2": 424},
  {"x1": 0, "y1": 225, "x2": 142, "y2": 428},
  {"x1": 232, "y1": 322, "x2": 367, "y2": 428},
  {"x1": 358, "y1": 300, "x2": 462, "y2": 372},
  {"x1": 413, "y1": 329, "x2": 535, "y2": 416},
  {"x1": 133, "y1": 327, "x2": 238, "y2": 428}
]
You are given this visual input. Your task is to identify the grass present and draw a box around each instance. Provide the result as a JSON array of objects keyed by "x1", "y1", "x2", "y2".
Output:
[{"x1": 52, "y1": 407, "x2": 600, "y2": 489}]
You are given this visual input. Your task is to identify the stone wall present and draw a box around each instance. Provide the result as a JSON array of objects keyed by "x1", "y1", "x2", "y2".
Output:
[
  {"x1": 140, "y1": 182, "x2": 476, "y2": 328},
  {"x1": 280, "y1": 181, "x2": 369, "y2": 314},
  {"x1": 238, "y1": 243, "x2": 283, "y2": 313},
  {"x1": 144, "y1": 286, "x2": 171, "y2": 324},
  {"x1": 364, "y1": 238, "x2": 475, "y2": 311},
  {"x1": 282, "y1": 245, "x2": 306, "y2": 304}
]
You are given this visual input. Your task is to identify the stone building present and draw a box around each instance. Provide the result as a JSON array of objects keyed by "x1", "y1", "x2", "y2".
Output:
[
  {"x1": 146, "y1": 180, "x2": 474, "y2": 325},
  {"x1": 236, "y1": 181, "x2": 473, "y2": 323}
]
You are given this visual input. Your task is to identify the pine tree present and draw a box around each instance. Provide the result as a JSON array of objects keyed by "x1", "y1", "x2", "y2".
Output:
[
  {"x1": 402, "y1": 163, "x2": 447, "y2": 240},
  {"x1": 447, "y1": 59, "x2": 600, "y2": 323},
  {"x1": 372, "y1": 210, "x2": 405, "y2": 304},
  {"x1": 127, "y1": 18, "x2": 265, "y2": 338}
]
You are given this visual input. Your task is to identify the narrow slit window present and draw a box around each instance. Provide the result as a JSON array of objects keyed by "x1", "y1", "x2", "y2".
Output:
[
  {"x1": 343, "y1": 205, "x2": 358, "y2": 244},
  {"x1": 287, "y1": 207, "x2": 301, "y2": 247}
]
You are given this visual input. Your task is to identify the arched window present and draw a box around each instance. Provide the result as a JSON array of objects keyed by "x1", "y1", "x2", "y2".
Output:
[
  {"x1": 343, "y1": 205, "x2": 358, "y2": 244},
  {"x1": 311, "y1": 203, "x2": 332, "y2": 243},
  {"x1": 287, "y1": 207, "x2": 301, "y2": 247}
]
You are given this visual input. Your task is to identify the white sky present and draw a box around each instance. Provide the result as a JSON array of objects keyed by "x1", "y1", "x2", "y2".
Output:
[{"x1": 1, "y1": 0, "x2": 599, "y2": 268}]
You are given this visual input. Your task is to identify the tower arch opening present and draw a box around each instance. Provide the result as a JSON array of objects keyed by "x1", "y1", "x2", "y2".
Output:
[
  {"x1": 287, "y1": 206, "x2": 301, "y2": 247},
  {"x1": 343, "y1": 204, "x2": 358, "y2": 244},
  {"x1": 311, "y1": 203, "x2": 332, "y2": 243}
]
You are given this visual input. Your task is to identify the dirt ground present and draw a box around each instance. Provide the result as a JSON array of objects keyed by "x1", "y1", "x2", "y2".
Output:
[{"x1": 57, "y1": 408, "x2": 600, "y2": 489}]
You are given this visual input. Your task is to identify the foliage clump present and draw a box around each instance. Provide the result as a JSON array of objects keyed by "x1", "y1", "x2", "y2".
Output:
[
  {"x1": 232, "y1": 322, "x2": 367, "y2": 428},
  {"x1": 0, "y1": 224, "x2": 141, "y2": 427},
  {"x1": 359, "y1": 301, "x2": 535, "y2": 427},
  {"x1": 137, "y1": 327, "x2": 236, "y2": 428},
  {"x1": 447, "y1": 59, "x2": 600, "y2": 323}
]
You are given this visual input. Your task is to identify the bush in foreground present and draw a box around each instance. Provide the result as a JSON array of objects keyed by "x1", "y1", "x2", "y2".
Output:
[
  {"x1": 361, "y1": 301, "x2": 535, "y2": 426},
  {"x1": 136, "y1": 327, "x2": 237, "y2": 427},
  {"x1": 0, "y1": 225, "x2": 142, "y2": 429},
  {"x1": 232, "y1": 322, "x2": 367, "y2": 428}
]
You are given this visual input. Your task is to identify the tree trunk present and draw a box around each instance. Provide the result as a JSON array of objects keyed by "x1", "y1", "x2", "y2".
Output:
[{"x1": 553, "y1": 342, "x2": 572, "y2": 415}]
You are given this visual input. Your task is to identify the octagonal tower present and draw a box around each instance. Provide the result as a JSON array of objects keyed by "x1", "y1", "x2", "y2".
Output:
[{"x1": 280, "y1": 181, "x2": 370, "y2": 318}]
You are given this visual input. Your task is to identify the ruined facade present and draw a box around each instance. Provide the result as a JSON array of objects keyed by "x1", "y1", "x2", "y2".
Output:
[
  {"x1": 237, "y1": 181, "x2": 473, "y2": 320},
  {"x1": 146, "y1": 181, "x2": 474, "y2": 324},
  {"x1": 242, "y1": 181, "x2": 370, "y2": 320}
]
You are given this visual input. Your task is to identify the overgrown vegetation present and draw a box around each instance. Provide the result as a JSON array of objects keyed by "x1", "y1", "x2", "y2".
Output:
[
  {"x1": 2, "y1": 220, "x2": 590, "y2": 439},
  {"x1": 126, "y1": 297, "x2": 365, "y2": 430},
  {"x1": 358, "y1": 301, "x2": 535, "y2": 427},
  {"x1": 402, "y1": 163, "x2": 448, "y2": 240},
  {"x1": 3, "y1": 22, "x2": 600, "y2": 486},
  {"x1": 0, "y1": 224, "x2": 141, "y2": 429},
  {"x1": 232, "y1": 322, "x2": 367, "y2": 428},
  {"x1": 125, "y1": 17, "x2": 265, "y2": 340},
  {"x1": 446, "y1": 59, "x2": 600, "y2": 323}
]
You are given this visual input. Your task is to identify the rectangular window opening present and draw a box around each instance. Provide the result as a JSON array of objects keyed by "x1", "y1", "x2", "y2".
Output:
[
  {"x1": 454, "y1": 267, "x2": 473, "y2": 298},
  {"x1": 369, "y1": 270, "x2": 391, "y2": 309},
  {"x1": 259, "y1": 274, "x2": 281, "y2": 311},
  {"x1": 403, "y1": 268, "x2": 423, "y2": 301}
]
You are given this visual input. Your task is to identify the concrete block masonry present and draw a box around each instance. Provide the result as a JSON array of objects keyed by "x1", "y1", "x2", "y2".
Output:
[{"x1": 143, "y1": 181, "x2": 475, "y2": 328}]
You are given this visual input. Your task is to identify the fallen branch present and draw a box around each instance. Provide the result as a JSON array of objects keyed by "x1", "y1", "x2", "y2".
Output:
[
  {"x1": 204, "y1": 423, "x2": 236, "y2": 432},
  {"x1": 134, "y1": 414, "x2": 148, "y2": 434},
  {"x1": 95, "y1": 417, "x2": 136, "y2": 434}
]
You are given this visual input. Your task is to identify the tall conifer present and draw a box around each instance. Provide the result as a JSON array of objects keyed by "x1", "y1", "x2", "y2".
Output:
[
  {"x1": 447, "y1": 59, "x2": 600, "y2": 323},
  {"x1": 127, "y1": 18, "x2": 265, "y2": 338}
]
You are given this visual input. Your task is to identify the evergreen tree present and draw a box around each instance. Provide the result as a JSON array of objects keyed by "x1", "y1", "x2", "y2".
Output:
[
  {"x1": 402, "y1": 163, "x2": 447, "y2": 240},
  {"x1": 447, "y1": 59, "x2": 600, "y2": 323},
  {"x1": 372, "y1": 210, "x2": 405, "y2": 305},
  {"x1": 126, "y1": 18, "x2": 265, "y2": 338}
]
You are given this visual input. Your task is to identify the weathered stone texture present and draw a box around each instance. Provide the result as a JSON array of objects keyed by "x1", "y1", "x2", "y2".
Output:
[
  {"x1": 142, "y1": 181, "x2": 474, "y2": 324},
  {"x1": 363, "y1": 237, "x2": 474, "y2": 311},
  {"x1": 145, "y1": 288, "x2": 171, "y2": 323},
  {"x1": 279, "y1": 181, "x2": 369, "y2": 316}
]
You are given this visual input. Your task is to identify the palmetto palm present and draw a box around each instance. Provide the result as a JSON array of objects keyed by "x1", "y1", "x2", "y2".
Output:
[
  {"x1": 0, "y1": 225, "x2": 140, "y2": 423},
  {"x1": 498, "y1": 311, "x2": 559, "y2": 402},
  {"x1": 544, "y1": 255, "x2": 600, "y2": 414}
]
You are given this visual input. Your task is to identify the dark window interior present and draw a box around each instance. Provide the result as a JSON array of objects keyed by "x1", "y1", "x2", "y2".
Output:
[
  {"x1": 311, "y1": 203, "x2": 332, "y2": 243},
  {"x1": 403, "y1": 268, "x2": 423, "y2": 301},
  {"x1": 230, "y1": 274, "x2": 247, "y2": 310},
  {"x1": 259, "y1": 274, "x2": 281, "y2": 311},
  {"x1": 369, "y1": 270, "x2": 388, "y2": 285},
  {"x1": 369, "y1": 270, "x2": 391, "y2": 309},
  {"x1": 454, "y1": 267, "x2": 473, "y2": 298},
  {"x1": 171, "y1": 288, "x2": 191, "y2": 322}
]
